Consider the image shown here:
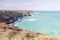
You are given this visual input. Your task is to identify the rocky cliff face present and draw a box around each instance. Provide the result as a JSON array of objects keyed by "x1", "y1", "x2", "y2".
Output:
[
  {"x1": 0, "y1": 22, "x2": 58, "y2": 40},
  {"x1": 0, "y1": 10, "x2": 31, "y2": 24}
]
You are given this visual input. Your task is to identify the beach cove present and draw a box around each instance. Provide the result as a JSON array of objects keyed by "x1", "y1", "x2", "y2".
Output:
[{"x1": 0, "y1": 10, "x2": 60, "y2": 40}]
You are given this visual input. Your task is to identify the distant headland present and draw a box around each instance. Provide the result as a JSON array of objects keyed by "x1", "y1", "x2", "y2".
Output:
[{"x1": 0, "y1": 10, "x2": 31, "y2": 24}]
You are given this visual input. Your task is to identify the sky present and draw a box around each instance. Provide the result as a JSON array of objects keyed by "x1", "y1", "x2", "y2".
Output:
[{"x1": 0, "y1": 0, "x2": 60, "y2": 11}]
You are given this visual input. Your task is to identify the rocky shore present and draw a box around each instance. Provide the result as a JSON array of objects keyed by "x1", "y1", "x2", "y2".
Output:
[{"x1": 0, "y1": 10, "x2": 60, "y2": 40}]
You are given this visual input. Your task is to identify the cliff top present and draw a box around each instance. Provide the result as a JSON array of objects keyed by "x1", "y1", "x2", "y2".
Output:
[{"x1": 0, "y1": 10, "x2": 32, "y2": 13}]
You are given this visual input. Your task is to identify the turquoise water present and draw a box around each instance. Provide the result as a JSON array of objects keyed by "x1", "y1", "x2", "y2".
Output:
[{"x1": 14, "y1": 11, "x2": 60, "y2": 36}]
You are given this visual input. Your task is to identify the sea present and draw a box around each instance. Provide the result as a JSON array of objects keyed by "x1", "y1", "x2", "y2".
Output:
[{"x1": 14, "y1": 11, "x2": 60, "y2": 36}]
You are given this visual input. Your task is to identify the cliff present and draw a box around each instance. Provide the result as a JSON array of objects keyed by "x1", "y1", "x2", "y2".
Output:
[
  {"x1": 0, "y1": 22, "x2": 59, "y2": 40},
  {"x1": 0, "y1": 10, "x2": 31, "y2": 24}
]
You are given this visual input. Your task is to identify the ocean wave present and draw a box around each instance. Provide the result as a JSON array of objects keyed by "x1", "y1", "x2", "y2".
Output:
[{"x1": 26, "y1": 18, "x2": 38, "y2": 21}]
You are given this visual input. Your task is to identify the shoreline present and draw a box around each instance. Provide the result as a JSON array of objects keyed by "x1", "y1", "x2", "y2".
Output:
[{"x1": 0, "y1": 10, "x2": 60, "y2": 40}]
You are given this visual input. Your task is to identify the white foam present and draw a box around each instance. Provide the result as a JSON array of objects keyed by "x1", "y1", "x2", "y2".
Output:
[
  {"x1": 52, "y1": 30, "x2": 58, "y2": 36},
  {"x1": 26, "y1": 18, "x2": 38, "y2": 21}
]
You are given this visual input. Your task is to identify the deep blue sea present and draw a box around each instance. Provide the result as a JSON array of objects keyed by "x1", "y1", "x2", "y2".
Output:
[{"x1": 14, "y1": 11, "x2": 60, "y2": 36}]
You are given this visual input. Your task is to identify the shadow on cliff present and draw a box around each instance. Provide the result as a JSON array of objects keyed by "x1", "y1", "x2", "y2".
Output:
[{"x1": 0, "y1": 11, "x2": 23, "y2": 24}]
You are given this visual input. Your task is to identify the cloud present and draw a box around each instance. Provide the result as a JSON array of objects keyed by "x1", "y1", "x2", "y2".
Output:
[
  {"x1": 26, "y1": 2, "x2": 33, "y2": 6},
  {"x1": 0, "y1": 0, "x2": 60, "y2": 10}
]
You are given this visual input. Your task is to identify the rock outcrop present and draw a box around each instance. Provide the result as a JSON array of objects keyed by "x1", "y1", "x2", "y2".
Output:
[
  {"x1": 0, "y1": 10, "x2": 31, "y2": 24},
  {"x1": 0, "y1": 22, "x2": 59, "y2": 40}
]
